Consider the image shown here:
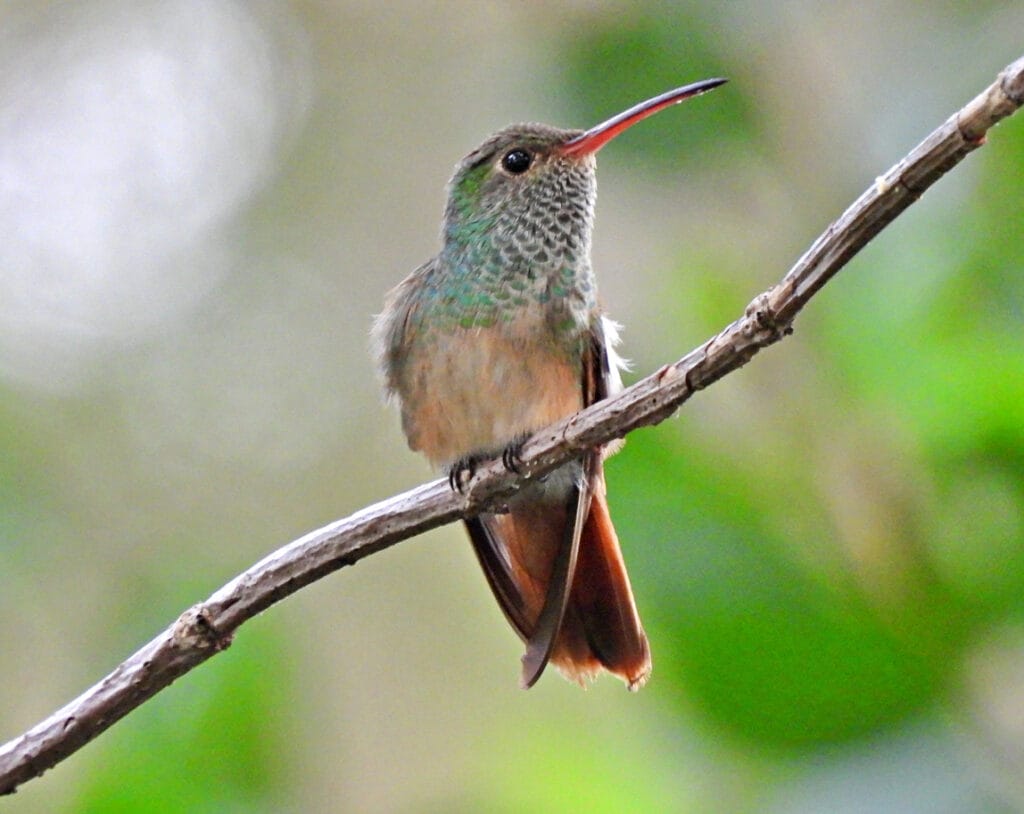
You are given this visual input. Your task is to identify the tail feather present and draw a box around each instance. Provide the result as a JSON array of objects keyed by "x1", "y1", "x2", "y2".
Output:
[
  {"x1": 466, "y1": 465, "x2": 650, "y2": 689},
  {"x1": 519, "y1": 473, "x2": 588, "y2": 689},
  {"x1": 554, "y1": 489, "x2": 651, "y2": 689}
]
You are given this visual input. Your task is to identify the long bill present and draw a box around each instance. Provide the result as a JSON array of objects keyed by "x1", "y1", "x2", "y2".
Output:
[{"x1": 558, "y1": 77, "x2": 727, "y2": 157}]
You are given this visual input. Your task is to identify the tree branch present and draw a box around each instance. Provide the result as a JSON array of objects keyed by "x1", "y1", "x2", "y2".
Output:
[{"x1": 2, "y1": 55, "x2": 1022, "y2": 797}]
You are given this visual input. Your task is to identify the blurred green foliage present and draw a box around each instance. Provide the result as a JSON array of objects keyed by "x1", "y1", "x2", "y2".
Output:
[
  {"x1": 75, "y1": 625, "x2": 294, "y2": 814},
  {"x1": 561, "y1": 6, "x2": 753, "y2": 171}
]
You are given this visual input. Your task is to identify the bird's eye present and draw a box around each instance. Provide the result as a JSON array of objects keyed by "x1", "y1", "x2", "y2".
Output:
[{"x1": 501, "y1": 149, "x2": 532, "y2": 174}]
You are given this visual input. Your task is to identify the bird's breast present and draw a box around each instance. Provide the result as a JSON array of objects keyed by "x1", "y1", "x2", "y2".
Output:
[{"x1": 397, "y1": 316, "x2": 584, "y2": 468}]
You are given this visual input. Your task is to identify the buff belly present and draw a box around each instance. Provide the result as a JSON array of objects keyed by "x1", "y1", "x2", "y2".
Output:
[{"x1": 396, "y1": 325, "x2": 583, "y2": 468}]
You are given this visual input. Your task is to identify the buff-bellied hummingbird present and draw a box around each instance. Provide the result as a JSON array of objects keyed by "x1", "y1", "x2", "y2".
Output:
[{"x1": 373, "y1": 77, "x2": 726, "y2": 689}]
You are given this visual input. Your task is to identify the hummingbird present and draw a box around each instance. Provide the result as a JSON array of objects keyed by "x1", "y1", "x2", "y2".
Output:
[{"x1": 373, "y1": 78, "x2": 726, "y2": 689}]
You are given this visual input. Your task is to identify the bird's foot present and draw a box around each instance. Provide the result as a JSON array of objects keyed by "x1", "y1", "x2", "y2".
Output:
[
  {"x1": 447, "y1": 453, "x2": 483, "y2": 494},
  {"x1": 447, "y1": 435, "x2": 529, "y2": 494},
  {"x1": 501, "y1": 434, "x2": 529, "y2": 475}
]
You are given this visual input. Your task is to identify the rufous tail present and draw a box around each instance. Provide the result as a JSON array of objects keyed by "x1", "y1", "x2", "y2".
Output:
[
  {"x1": 551, "y1": 489, "x2": 650, "y2": 689},
  {"x1": 468, "y1": 486, "x2": 650, "y2": 689}
]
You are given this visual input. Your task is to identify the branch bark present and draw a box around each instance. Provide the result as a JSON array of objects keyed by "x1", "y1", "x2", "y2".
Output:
[{"x1": 2, "y1": 55, "x2": 1022, "y2": 797}]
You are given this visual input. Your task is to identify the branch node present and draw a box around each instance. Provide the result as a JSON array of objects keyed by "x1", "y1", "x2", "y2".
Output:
[
  {"x1": 1000, "y1": 56, "x2": 1024, "y2": 104},
  {"x1": 172, "y1": 605, "x2": 232, "y2": 653},
  {"x1": 743, "y1": 293, "x2": 790, "y2": 342},
  {"x1": 654, "y1": 363, "x2": 681, "y2": 383}
]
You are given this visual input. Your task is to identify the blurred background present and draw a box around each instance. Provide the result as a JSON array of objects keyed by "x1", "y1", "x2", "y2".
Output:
[{"x1": 1, "y1": 1, "x2": 1022, "y2": 811}]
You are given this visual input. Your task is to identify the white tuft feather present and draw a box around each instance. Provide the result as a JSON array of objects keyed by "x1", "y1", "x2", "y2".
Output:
[
  {"x1": 599, "y1": 316, "x2": 630, "y2": 459},
  {"x1": 600, "y1": 316, "x2": 630, "y2": 396}
]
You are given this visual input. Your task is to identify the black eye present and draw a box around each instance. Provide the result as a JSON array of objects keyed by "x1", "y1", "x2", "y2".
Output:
[{"x1": 501, "y1": 149, "x2": 532, "y2": 174}]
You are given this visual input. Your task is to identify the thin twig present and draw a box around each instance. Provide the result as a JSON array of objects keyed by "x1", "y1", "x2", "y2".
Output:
[{"x1": 2, "y1": 55, "x2": 1022, "y2": 797}]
